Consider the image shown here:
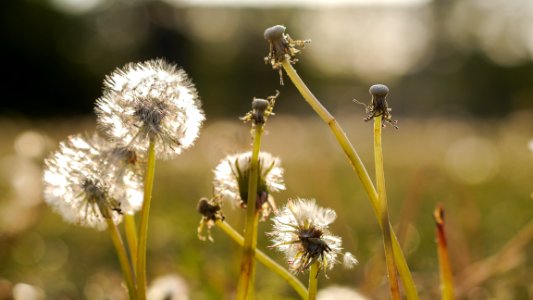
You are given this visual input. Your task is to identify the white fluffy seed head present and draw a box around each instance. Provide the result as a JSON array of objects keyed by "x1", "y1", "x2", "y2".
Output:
[
  {"x1": 42, "y1": 134, "x2": 144, "y2": 230},
  {"x1": 95, "y1": 59, "x2": 205, "y2": 159},
  {"x1": 268, "y1": 198, "x2": 344, "y2": 274},
  {"x1": 213, "y1": 151, "x2": 285, "y2": 207}
]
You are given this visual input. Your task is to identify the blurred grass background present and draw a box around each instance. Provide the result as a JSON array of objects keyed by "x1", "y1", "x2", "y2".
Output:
[{"x1": 1, "y1": 0, "x2": 533, "y2": 299}]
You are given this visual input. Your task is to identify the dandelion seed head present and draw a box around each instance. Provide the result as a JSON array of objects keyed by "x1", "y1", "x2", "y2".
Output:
[
  {"x1": 317, "y1": 286, "x2": 369, "y2": 300},
  {"x1": 213, "y1": 151, "x2": 285, "y2": 213},
  {"x1": 147, "y1": 273, "x2": 189, "y2": 300},
  {"x1": 42, "y1": 134, "x2": 144, "y2": 230},
  {"x1": 95, "y1": 59, "x2": 205, "y2": 159},
  {"x1": 268, "y1": 199, "x2": 345, "y2": 274}
]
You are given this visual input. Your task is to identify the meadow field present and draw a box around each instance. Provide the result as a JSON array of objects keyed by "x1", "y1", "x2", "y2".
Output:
[{"x1": 0, "y1": 111, "x2": 531, "y2": 299}]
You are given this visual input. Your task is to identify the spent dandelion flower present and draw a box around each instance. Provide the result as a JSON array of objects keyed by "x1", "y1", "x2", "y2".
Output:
[
  {"x1": 268, "y1": 198, "x2": 356, "y2": 275},
  {"x1": 263, "y1": 25, "x2": 310, "y2": 85},
  {"x1": 353, "y1": 84, "x2": 398, "y2": 129},
  {"x1": 196, "y1": 196, "x2": 224, "y2": 242},
  {"x1": 95, "y1": 59, "x2": 205, "y2": 159},
  {"x1": 42, "y1": 134, "x2": 144, "y2": 230},
  {"x1": 213, "y1": 151, "x2": 285, "y2": 218}
]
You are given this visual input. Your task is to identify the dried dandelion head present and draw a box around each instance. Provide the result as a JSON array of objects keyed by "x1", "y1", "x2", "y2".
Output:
[
  {"x1": 213, "y1": 151, "x2": 285, "y2": 218},
  {"x1": 43, "y1": 134, "x2": 144, "y2": 230},
  {"x1": 197, "y1": 197, "x2": 224, "y2": 242},
  {"x1": 263, "y1": 25, "x2": 310, "y2": 85},
  {"x1": 354, "y1": 84, "x2": 398, "y2": 129},
  {"x1": 95, "y1": 59, "x2": 205, "y2": 159},
  {"x1": 268, "y1": 199, "x2": 356, "y2": 275}
]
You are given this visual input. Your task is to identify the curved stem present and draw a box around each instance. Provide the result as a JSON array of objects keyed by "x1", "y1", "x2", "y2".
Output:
[
  {"x1": 106, "y1": 218, "x2": 137, "y2": 300},
  {"x1": 374, "y1": 117, "x2": 401, "y2": 300},
  {"x1": 216, "y1": 220, "x2": 308, "y2": 299},
  {"x1": 282, "y1": 59, "x2": 419, "y2": 300},
  {"x1": 124, "y1": 214, "x2": 138, "y2": 276},
  {"x1": 307, "y1": 262, "x2": 319, "y2": 300},
  {"x1": 136, "y1": 137, "x2": 157, "y2": 300},
  {"x1": 236, "y1": 125, "x2": 264, "y2": 300}
]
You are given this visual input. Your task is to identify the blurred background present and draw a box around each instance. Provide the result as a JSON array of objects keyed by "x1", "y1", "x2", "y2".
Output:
[{"x1": 1, "y1": 0, "x2": 532, "y2": 299}]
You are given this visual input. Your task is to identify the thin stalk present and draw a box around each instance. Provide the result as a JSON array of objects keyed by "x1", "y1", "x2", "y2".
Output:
[
  {"x1": 282, "y1": 59, "x2": 419, "y2": 300},
  {"x1": 124, "y1": 214, "x2": 138, "y2": 276},
  {"x1": 434, "y1": 205, "x2": 455, "y2": 300},
  {"x1": 308, "y1": 262, "x2": 319, "y2": 300},
  {"x1": 136, "y1": 137, "x2": 157, "y2": 300},
  {"x1": 216, "y1": 220, "x2": 308, "y2": 299},
  {"x1": 374, "y1": 117, "x2": 401, "y2": 300},
  {"x1": 236, "y1": 125, "x2": 264, "y2": 300},
  {"x1": 106, "y1": 218, "x2": 137, "y2": 300}
]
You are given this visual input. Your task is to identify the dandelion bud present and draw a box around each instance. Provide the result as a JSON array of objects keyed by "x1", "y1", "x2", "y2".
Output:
[{"x1": 95, "y1": 59, "x2": 205, "y2": 159}]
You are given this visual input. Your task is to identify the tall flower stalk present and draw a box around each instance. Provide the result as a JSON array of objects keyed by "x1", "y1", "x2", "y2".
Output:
[
  {"x1": 236, "y1": 94, "x2": 279, "y2": 299},
  {"x1": 263, "y1": 25, "x2": 418, "y2": 299},
  {"x1": 42, "y1": 134, "x2": 143, "y2": 299},
  {"x1": 136, "y1": 137, "x2": 156, "y2": 298},
  {"x1": 373, "y1": 107, "x2": 401, "y2": 300},
  {"x1": 95, "y1": 59, "x2": 205, "y2": 299},
  {"x1": 236, "y1": 125, "x2": 263, "y2": 299}
]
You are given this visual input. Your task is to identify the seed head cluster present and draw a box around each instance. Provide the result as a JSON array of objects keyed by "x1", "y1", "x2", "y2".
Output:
[
  {"x1": 95, "y1": 59, "x2": 205, "y2": 159},
  {"x1": 43, "y1": 134, "x2": 143, "y2": 230}
]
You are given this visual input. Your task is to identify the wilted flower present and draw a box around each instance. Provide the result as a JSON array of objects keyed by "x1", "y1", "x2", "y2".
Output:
[
  {"x1": 95, "y1": 59, "x2": 205, "y2": 159},
  {"x1": 263, "y1": 25, "x2": 310, "y2": 85},
  {"x1": 213, "y1": 151, "x2": 285, "y2": 218},
  {"x1": 354, "y1": 84, "x2": 398, "y2": 129},
  {"x1": 43, "y1": 134, "x2": 144, "y2": 230},
  {"x1": 268, "y1": 199, "x2": 356, "y2": 274},
  {"x1": 196, "y1": 197, "x2": 224, "y2": 242}
]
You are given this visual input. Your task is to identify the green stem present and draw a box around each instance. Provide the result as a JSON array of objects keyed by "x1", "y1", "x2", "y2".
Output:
[
  {"x1": 216, "y1": 220, "x2": 308, "y2": 299},
  {"x1": 282, "y1": 59, "x2": 419, "y2": 300},
  {"x1": 308, "y1": 262, "x2": 319, "y2": 300},
  {"x1": 236, "y1": 125, "x2": 264, "y2": 300},
  {"x1": 374, "y1": 117, "x2": 401, "y2": 300},
  {"x1": 136, "y1": 137, "x2": 157, "y2": 300},
  {"x1": 124, "y1": 214, "x2": 138, "y2": 276},
  {"x1": 106, "y1": 218, "x2": 137, "y2": 300}
]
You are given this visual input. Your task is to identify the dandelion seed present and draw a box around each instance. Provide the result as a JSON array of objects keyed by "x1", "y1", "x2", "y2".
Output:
[
  {"x1": 268, "y1": 199, "x2": 355, "y2": 275},
  {"x1": 95, "y1": 59, "x2": 205, "y2": 159},
  {"x1": 42, "y1": 134, "x2": 144, "y2": 230},
  {"x1": 342, "y1": 252, "x2": 358, "y2": 269},
  {"x1": 213, "y1": 151, "x2": 285, "y2": 218}
]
